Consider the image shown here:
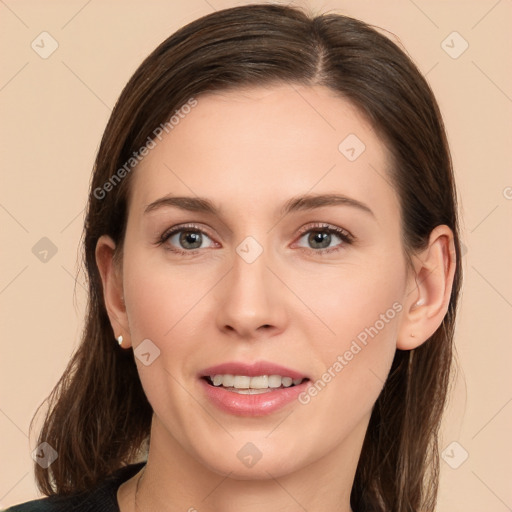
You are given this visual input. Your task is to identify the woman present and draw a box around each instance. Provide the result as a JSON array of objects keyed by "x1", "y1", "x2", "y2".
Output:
[{"x1": 6, "y1": 3, "x2": 461, "y2": 511}]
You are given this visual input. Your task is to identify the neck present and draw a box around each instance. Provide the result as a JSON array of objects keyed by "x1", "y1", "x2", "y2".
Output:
[{"x1": 132, "y1": 416, "x2": 364, "y2": 512}]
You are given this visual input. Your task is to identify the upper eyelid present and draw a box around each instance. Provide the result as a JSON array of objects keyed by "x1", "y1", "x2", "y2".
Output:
[
  {"x1": 160, "y1": 222, "x2": 353, "y2": 248},
  {"x1": 161, "y1": 222, "x2": 350, "y2": 236},
  {"x1": 160, "y1": 222, "x2": 215, "y2": 239},
  {"x1": 296, "y1": 223, "x2": 352, "y2": 237}
]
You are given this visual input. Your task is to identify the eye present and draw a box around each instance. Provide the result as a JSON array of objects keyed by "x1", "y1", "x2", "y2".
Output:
[
  {"x1": 295, "y1": 224, "x2": 353, "y2": 253},
  {"x1": 159, "y1": 224, "x2": 217, "y2": 253}
]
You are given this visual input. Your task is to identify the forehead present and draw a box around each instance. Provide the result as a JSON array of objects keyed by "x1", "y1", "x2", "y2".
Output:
[{"x1": 130, "y1": 84, "x2": 397, "y2": 217}]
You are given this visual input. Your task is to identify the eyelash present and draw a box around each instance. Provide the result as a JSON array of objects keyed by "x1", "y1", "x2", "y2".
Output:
[
  {"x1": 156, "y1": 222, "x2": 354, "y2": 256},
  {"x1": 295, "y1": 223, "x2": 354, "y2": 255}
]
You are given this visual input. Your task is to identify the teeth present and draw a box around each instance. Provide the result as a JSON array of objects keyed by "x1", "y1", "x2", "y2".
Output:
[
  {"x1": 281, "y1": 377, "x2": 293, "y2": 387},
  {"x1": 268, "y1": 375, "x2": 282, "y2": 388},
  {"x1": 223, "y1": 374, "x2": 235, "y2": 387},
  {"x1": 209, "y1": 374, "x2": 304, "y2": 389},
  {"x1": 212, "y1": 375, "x2": 223, "y2": 386},
  {"x1": 233, "y1": 376, "x2": 251, "y2": 389},
  {"x1": 249, "y1": 375, "x2": 268, "y2": 388}
]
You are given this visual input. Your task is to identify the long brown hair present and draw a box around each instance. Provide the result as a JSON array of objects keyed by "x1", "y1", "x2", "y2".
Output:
[{"x1": 32, "y1": 4, "x2": 462, "y2": 511}]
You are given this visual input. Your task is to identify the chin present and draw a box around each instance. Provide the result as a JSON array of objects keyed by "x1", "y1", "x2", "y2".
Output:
[
  {"x1": 189, "y1": 434, "x2": 313, "y2": 481},
  {"x1": 203, "y1": 455, "x2": 303, "y2": 481}
]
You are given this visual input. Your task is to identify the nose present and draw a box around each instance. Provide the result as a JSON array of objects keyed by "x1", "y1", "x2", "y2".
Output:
[{"x1": 215, "y1": 244, "x2": 288, "y2": 340}]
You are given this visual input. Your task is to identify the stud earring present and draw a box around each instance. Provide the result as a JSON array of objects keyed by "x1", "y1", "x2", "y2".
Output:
[
  {"x1": 117, "y1": 335, "x2": 123, "y2": 346},
  {"x1": 415, "y1": 298, "x2": 425, "y2": 307}
]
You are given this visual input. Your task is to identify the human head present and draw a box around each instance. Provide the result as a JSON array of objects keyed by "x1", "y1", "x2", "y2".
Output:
[{"x1": 34, "y1": 5, "x2": 461, "y2": 511}]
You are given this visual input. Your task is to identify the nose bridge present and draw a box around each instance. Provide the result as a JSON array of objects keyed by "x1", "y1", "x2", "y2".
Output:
[
  {"x1": 216, "y1": 235, "x2": 285, "y2": 336},
  {"x1": 230, "y1": 238, "x2": 271, "y2": 312},
  {"x1": 234, "y1": 243, "x2": 266, "y2": 291}
]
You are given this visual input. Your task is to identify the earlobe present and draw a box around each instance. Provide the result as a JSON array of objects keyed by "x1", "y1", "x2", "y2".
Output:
[
  {"x1": 95, "y1": 235, "x2": 131, "y2": 348},
  {"x1": 397, "y1": 225, "x2": 456, "y2": 350}
]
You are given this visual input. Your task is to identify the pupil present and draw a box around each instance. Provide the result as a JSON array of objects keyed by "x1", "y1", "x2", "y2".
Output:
[
  {"x1": 180, "y1": 231, "x2": 202, "y2": 249},
  {"x1": 309, "y1": 231, "x2": 330, "y2": 249}
]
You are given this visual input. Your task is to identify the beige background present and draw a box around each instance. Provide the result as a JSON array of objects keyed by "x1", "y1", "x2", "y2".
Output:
[{"x1": 1, "y1": 0, "x2": 511, "y2": 510}]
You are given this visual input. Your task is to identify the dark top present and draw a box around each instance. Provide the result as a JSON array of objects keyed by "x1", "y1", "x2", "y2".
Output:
[{"x1": 4, "y1": 462, "x2": 146, "y2": 512}]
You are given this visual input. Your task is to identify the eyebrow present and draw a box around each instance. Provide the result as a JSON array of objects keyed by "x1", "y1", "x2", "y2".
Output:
[
  {"x1": 281, "y1": 193, "x2": 374, "y2": 217},
  {"x1": 144, "y1": 193, "x2": 374, "y2": 217}
]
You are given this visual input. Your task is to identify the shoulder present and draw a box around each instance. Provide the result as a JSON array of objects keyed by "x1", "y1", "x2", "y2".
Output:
[{"x1": 4, "y1": 462, "x2": 145, "y2": 512}]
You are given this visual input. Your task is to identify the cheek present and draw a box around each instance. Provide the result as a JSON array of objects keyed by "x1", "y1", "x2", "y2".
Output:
[
  {"x1": 291, "y1": 258, "x2": 405, "y2": 350},
  {"x1": 122, "y1": 251, "x2": 215, "y2": 341},
  {"x1": 121, "y1": 251, "x2": 208, "y2": 420},
  {"x1": 291, "y1": 259, "x2": 404, "y2": 415},
  {"x1": 121, "y1": 249, "x2": 219, "y2": 400}
]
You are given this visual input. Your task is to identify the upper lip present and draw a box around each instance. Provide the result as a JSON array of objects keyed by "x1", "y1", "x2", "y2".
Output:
[{"x1": 200, "y1": 361, "x2": 308, "y2": 380}]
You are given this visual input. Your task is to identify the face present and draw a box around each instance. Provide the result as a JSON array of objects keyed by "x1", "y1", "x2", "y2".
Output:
[{"x1": 116, "y1": 84, "x2": 413, "y2": 479}]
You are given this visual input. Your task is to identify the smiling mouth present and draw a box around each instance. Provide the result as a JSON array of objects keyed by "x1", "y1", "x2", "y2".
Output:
[{"x1": 203, "y1": 374, "x2": 308, "y2": 394}]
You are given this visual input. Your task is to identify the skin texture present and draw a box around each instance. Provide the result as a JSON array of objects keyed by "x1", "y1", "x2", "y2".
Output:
[{"x1": 96, "y1": 84, "x2": 456, "y2": 512}]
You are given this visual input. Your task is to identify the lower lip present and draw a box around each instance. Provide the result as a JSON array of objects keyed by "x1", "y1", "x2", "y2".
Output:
[{"x1": 200, "y1": 378, "x2": 309, "y2": 416}]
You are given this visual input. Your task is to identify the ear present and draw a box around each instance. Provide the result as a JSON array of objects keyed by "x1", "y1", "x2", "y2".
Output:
[
  {"x1": 95, "y1": 235, "x2": 131, "y2": 348},
  {"x1": 397, "y1": 225, "x2": 456, "y2": 350}
]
